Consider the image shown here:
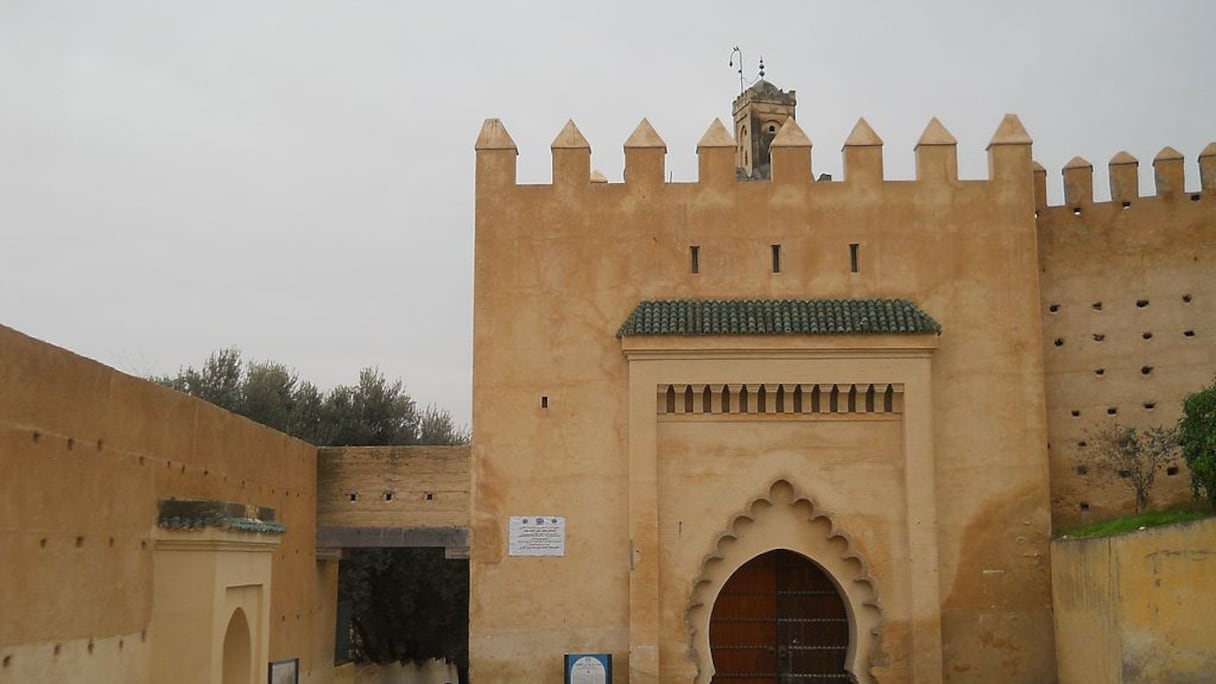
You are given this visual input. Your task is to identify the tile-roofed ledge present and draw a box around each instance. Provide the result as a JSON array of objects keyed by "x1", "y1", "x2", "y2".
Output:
[{"x1": 616, "y1": 299, "x2": 942, "y2": 338}]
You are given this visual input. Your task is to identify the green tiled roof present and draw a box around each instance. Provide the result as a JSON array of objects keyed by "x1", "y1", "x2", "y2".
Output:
[{"x1": 617, "y1": 299, "x2": 941, "y2": 337}]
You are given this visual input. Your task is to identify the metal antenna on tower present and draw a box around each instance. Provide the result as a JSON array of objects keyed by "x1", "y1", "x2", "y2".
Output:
[
  {"x1": 729, "y1": 47, "x2": 763, "y2": 93},
  {"x1": 729, "y1": 47, "x2": 745, "y2": 93}
]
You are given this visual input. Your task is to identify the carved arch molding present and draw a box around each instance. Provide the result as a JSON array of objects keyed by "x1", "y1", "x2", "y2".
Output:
[{"x1": 684, "y1": 479, "x2": 885, "y2": 684}]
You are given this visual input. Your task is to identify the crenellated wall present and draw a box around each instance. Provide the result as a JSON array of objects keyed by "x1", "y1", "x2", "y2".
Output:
[
  {"x1": 471, "y1": 112, "x2": 1055, "y2": 683},
  {"x1": 0, "y1": 324, "x2": 336, "y2": 684},
  {"x1": 1036, "y1": 144, "x2": 1216, "y2": 527}
]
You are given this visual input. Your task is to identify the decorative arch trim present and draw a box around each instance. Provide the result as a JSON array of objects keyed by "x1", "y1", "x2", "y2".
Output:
[{"x1": 684, "y1": 478, "x2": 885, "y2": 684}]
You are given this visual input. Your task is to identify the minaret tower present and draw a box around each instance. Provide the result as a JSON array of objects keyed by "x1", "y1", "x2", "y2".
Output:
[{"x1": 732, "y1": 78, "x2": 797, "y2": 179}]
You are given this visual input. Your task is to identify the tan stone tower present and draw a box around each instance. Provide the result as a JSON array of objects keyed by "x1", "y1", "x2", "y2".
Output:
[{"x1": 731, "y1": 79, "x2": 797, "y2": 178}]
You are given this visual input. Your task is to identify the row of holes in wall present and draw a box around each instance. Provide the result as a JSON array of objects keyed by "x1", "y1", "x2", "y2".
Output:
[
  {"x1": 689, "y1": 244, "x2": 861, "y2": 274},
  {"x1": 657, "y1": 383, "x2": 904, "y2": 415},
  {"x1": 1048, "y1": 294, "x2": 1193, "y2": 314},
  {"x1": 1052, "y1": 329, "x2": 1196, "y2": 346},
  {"x1": 1065, "y1": 194, "x2": 1204, "y2": 216},
  {"x1": 1073, "y1": 464, "x2": 1182, "y2": 478},
  {"x1": 0, "y1": 631, "x2": 150, "y2": 667},
  {"x1": 348, "y1": 491, "x2": 435, "y2": 503},
  {"x1": 26, "y1": 430, "x2": 303, "y2": 498},
  {"x1": 1069, "y1": 399, "x2": 1161, "y2": 416}
]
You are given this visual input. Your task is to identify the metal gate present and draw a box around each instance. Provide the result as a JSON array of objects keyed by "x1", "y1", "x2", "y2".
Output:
[{"x1": 709, "y1": 549, "x2": 850, "y2": 683}]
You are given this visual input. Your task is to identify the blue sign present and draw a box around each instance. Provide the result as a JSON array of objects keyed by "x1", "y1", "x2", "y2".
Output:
[{"x1": 564, "y1": 653, "x2": 612, "y2": 684}]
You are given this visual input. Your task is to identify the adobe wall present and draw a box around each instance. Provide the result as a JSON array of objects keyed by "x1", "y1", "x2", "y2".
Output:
[
  {"x1": 471, "y1": 115, "x2": 1054, "y2": 682},
  {"x1": 1051, "y1": 517, "x2": 1216, "y2": 683},
  {"x1": 316, "y1": 446, "x2": 469, "y2": 530},
  {"x1": 1037, "y1": 148, "x2": 1216, "y2": 528},
  {"x1": 0, "y1": 324, "x2": 335, "y2": 683}
]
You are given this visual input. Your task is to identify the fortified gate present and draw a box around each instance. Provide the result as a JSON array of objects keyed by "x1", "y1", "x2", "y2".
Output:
[{"x1": 469, "y1": 80, "x2": 1056, "y2": 683}]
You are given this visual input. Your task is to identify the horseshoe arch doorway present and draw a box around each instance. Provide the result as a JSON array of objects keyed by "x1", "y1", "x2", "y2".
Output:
[{"x1": 708, "y1": 549, "x2": 850, "y2": 683}]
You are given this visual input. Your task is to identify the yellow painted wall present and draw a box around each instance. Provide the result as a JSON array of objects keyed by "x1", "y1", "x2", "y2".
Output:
[
  {"x1": 0, "y1": 324, "x2": 335, "y2": 683},
  {"x1": 317, "y1": 446, "x2": 469, "y2": 530},
  {"x1": 1038, "y1": 153, "x2": 1216, "y2": 528},
  {"x1": 1052, "y1": 517, "x2": 1216, "y2": 683}
]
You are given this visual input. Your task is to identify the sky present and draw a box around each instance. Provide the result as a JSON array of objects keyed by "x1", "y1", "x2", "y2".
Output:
[{"x1": 2, "y1": 1, "x2": 1215, "y2": 429}]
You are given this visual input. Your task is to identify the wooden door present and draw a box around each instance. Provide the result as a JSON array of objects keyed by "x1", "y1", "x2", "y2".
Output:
[{"x1": 709, "y1": 550, "x2": 850, "y2": 683}]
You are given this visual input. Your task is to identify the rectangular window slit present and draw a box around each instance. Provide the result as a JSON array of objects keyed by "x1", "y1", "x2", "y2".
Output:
[
  {"x1": 849, "y1": 243, "x2": 860, "y2": 273},
  {"x1": 540, "y1": 395, "x2": 549, "y2": 409},
  {"x1": 771, "y1": 244, "x2": 781, "y2": 273},
  {"x1": 690, "y1": 245, "x2": 700, "y2": 274}
]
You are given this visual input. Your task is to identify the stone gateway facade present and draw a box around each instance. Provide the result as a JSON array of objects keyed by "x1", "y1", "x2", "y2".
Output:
[
  {"x1": 1, "y1": 79, "x2": 1213, "y2": 684},
  {"x1": 469, "y1": 80, "x2": 1216, "y2": 683}
]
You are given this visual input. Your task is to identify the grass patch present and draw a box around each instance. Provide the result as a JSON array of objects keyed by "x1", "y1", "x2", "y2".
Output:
[{"x1": 1061, "y1": 508, "x2": 1214, "y2": 539}]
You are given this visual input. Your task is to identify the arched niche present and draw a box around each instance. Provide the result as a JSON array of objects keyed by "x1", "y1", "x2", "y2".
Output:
[
  {"x1": 222, "y1": 607, "x2": 252, "y2": 684},
  {"x1": 685, "y1": 479, "x2": 885, "y2": 684}
]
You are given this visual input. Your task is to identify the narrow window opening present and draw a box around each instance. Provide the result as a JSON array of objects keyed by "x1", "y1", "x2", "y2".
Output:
[
  {"x1": 849, "y1": 243, "x2": 860, "y2": 273},
  {"x1": 1053, "y1": 338, "x2": 1064, "y2": 347},
  {"x1": 1048, "y1": 304, "x2": 1060, "y2": 313},
  {"x1": 1070, "y1": 409, "x2": 1080, "y2": 418},
  {"x1": 1191, "y1": 194, "x2": 1201, "y2": 202},
  {"x1": 883, "y1": 386, "x2": 894, "y2": 412},
  {"x1": 829, "y1": 386, "x2": 839, "y2": 412},
  {"x1": 1141, "y1": 366, "x2": 1153, "y2": 375},
  {"x1": 1144, "y1": 402, "x2": 1156, "y2": 410},
  {"x1": 1184, "y1": 329, "x2": 1195, "y2": 337},
  {"x1": 684, "y1": 386, "x2": 695, "y2": 413},
  {"x1": 793, "y1": 386, "x2": 803, "y2": 413},
  {"x1": 1142, "y1": 331, "x2": 1153, "y2": 340},
  {"x1": 810, "y1": 386, "x2": 821, "y2": 412},
  {"x1": 771, "y1": 244, "x2": 781, "y2": 273},
  {"x1": 1092, "y1": 302, "x2": 1103, "y2": 311},
  {"x1": 541, "y1": 395, "x2": 549, "y2": 409},
  {"x1": 865, "y1": 386, "x2": 876, "y2": 412},
  {"x1": 722, "y1": 386, "x2": 731, "y2": 412},
  {"x1": 1121, "y1": 201, "x2": 1131, "y2": 209},
  {"x1": 1094, "y1": 368, "x2": 1105, "y2": 376},
  {"x1": 739, "y1": 386, "x2": 750, "y2": 412},
  {"x1": 1182, "y1": 294, "x2": 1193, "y2": 303},
  {"x1": 1136, "y1": 299, "x2": 1149, "y2": 308},
  {"x1": 756, "y1": 386, "x2": 767, "y2": 412},
  {"x1": 702, "y1": 386, "x2": 713, "y2": 413},
  {"x1": 847, "y1": 386, "x2": 857, "y2": 412},
  {"x1": 690, "y1": 245, "x2": 700, "y2": 274},
  {"x1": 1092, "y1": 333, "x2": 1105, "y2": 341},
  {"x1": 425, "y1": 492, "x2": 434, "y2": 501},
  {"x1": 1078, "y1": 440, "x2": 1088, "y2": 448},
  {"x1": 1167, "y1": 466, "x2": 1180, "y2": 476},
  {"x1": 664, "y1": 386, "x2": 675, "y2": 413},
  {"x1": 1076, "y1": 465, "x2": 1088, "y2": 475},
  {"x1": 384, "y1": 491, "x2": 394, "y2": 502},
  {"x1": 348, "y1": 492, "x2": 358, "y2": 502},
  {"x1": 775, "y1": 386, "x2": 785, "y2": 412},
  {"x1": 1072, "y1": 207, "x2": 1082, "y2": 215},
  {"x1": 1080, "y1": 502, "x2": 1090, "y2": 512},
  {"x1": 1106, "y1": 407, "x2": 1118, "y2": 415}
]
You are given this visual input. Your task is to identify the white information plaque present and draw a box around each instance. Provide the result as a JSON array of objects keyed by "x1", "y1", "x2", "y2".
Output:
[
  {"x1": 569, "y1": 655, "x2": 606, "y2": 684},
  {"x1": 508, "y1": 516, "x2": 565, "y2": 556}
]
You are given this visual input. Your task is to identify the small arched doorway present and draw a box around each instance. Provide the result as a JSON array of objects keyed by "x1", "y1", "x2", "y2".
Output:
[
  {"x1": 709, "y1": 549, "x2": 849, "y2": 683},
  {"x1": 222, "y1": 607, "x2": 252, "y2": 684}
]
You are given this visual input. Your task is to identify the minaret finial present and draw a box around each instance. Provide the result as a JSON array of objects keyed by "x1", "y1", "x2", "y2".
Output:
[{"x1": 758, "y1": 56, "x2": 765, "y2": 79}]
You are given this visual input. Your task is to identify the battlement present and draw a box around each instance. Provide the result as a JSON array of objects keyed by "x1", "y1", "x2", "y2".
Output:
[
  {"x1": 1035, "y1": 143, "x2": 1216, "y2": 212},
  {"x1": 474, "y1": 114, "x2": 1035, "y2": 189}
]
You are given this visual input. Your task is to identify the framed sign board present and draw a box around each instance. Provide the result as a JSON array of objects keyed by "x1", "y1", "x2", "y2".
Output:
[
  {"x1": 564, "y1": 653, "x2": 612, "y2": 684},
  {"x1": 268, "y1": 658, "x2": 299, "y2": 684},
  {"x1": 508, "y1": 516, "x2": 565, "y2": 556}
]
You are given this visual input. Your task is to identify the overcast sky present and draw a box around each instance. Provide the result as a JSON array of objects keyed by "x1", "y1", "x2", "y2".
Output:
[{"x1": 2, "y1": 1, "x2": 1214, "y2": 428}]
